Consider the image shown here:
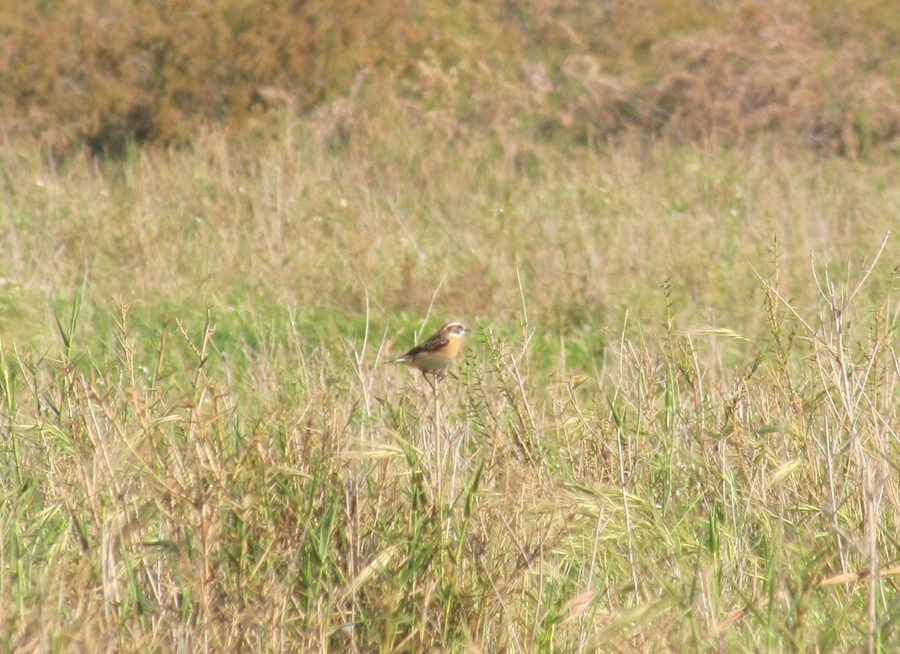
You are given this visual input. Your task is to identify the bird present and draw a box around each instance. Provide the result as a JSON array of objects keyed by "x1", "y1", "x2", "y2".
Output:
[{"x1": 387, "y1": 321, "x2": 469, "y2": 384}]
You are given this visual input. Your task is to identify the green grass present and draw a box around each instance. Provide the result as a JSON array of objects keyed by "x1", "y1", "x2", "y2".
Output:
[{"x1": 3, "y1": 124, "x2": 900, "y2": 651}]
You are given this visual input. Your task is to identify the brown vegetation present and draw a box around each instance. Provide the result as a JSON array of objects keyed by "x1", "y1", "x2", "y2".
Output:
[{"x1": 2, "y1": 0, "x2": 899, "y2": 156}]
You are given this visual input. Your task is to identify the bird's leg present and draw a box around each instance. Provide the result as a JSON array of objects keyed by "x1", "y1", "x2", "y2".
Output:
[{"x1": 422, "y1": 370, "x2": 436, "y2": 394}]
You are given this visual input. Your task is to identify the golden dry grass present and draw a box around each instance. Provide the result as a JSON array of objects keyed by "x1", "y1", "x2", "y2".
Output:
[
  {"x1": 3, "y1": 110, "x2": 900, "y2": 651},
  {"x1": 4, "y1": 7, "x2": 900, "y2": 652}
]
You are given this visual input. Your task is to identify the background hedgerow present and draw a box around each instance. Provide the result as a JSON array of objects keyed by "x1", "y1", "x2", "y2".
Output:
[{"x1": 2, "y1": 0, "x2": 900, "y2": 155}]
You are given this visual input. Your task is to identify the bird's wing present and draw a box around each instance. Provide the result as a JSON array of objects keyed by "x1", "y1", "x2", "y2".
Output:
[{"x1": 407, "y1": 333, "x2": 450, "y2": 356}]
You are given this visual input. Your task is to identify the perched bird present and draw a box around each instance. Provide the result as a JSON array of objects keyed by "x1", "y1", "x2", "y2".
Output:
[{"x1": 387, "y1": 321, "x2": 469, "y2": 383}]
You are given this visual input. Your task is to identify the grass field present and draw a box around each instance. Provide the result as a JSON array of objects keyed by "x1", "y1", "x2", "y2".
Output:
[{"x1": 3, "y1": 120, "x2": 900, "y2": 652}]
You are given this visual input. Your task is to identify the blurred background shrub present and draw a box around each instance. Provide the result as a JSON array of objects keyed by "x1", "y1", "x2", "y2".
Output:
[{"x1": 1, "y1": 0, "x2": 898, "y2": 157}]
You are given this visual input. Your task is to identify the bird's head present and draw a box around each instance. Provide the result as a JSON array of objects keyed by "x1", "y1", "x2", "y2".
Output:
[{"x1": 441, "y1": 322, "x2": 469, "y2": 338}]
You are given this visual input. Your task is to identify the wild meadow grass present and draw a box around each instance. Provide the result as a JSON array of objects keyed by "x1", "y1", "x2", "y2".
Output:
[{"x1": 3, "y1": 126, "x2": 900, "y2": 651}]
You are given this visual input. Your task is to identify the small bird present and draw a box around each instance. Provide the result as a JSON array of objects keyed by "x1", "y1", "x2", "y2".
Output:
[{"x1": 387, "y1": 321, "x2": 469, "y2": 383}]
